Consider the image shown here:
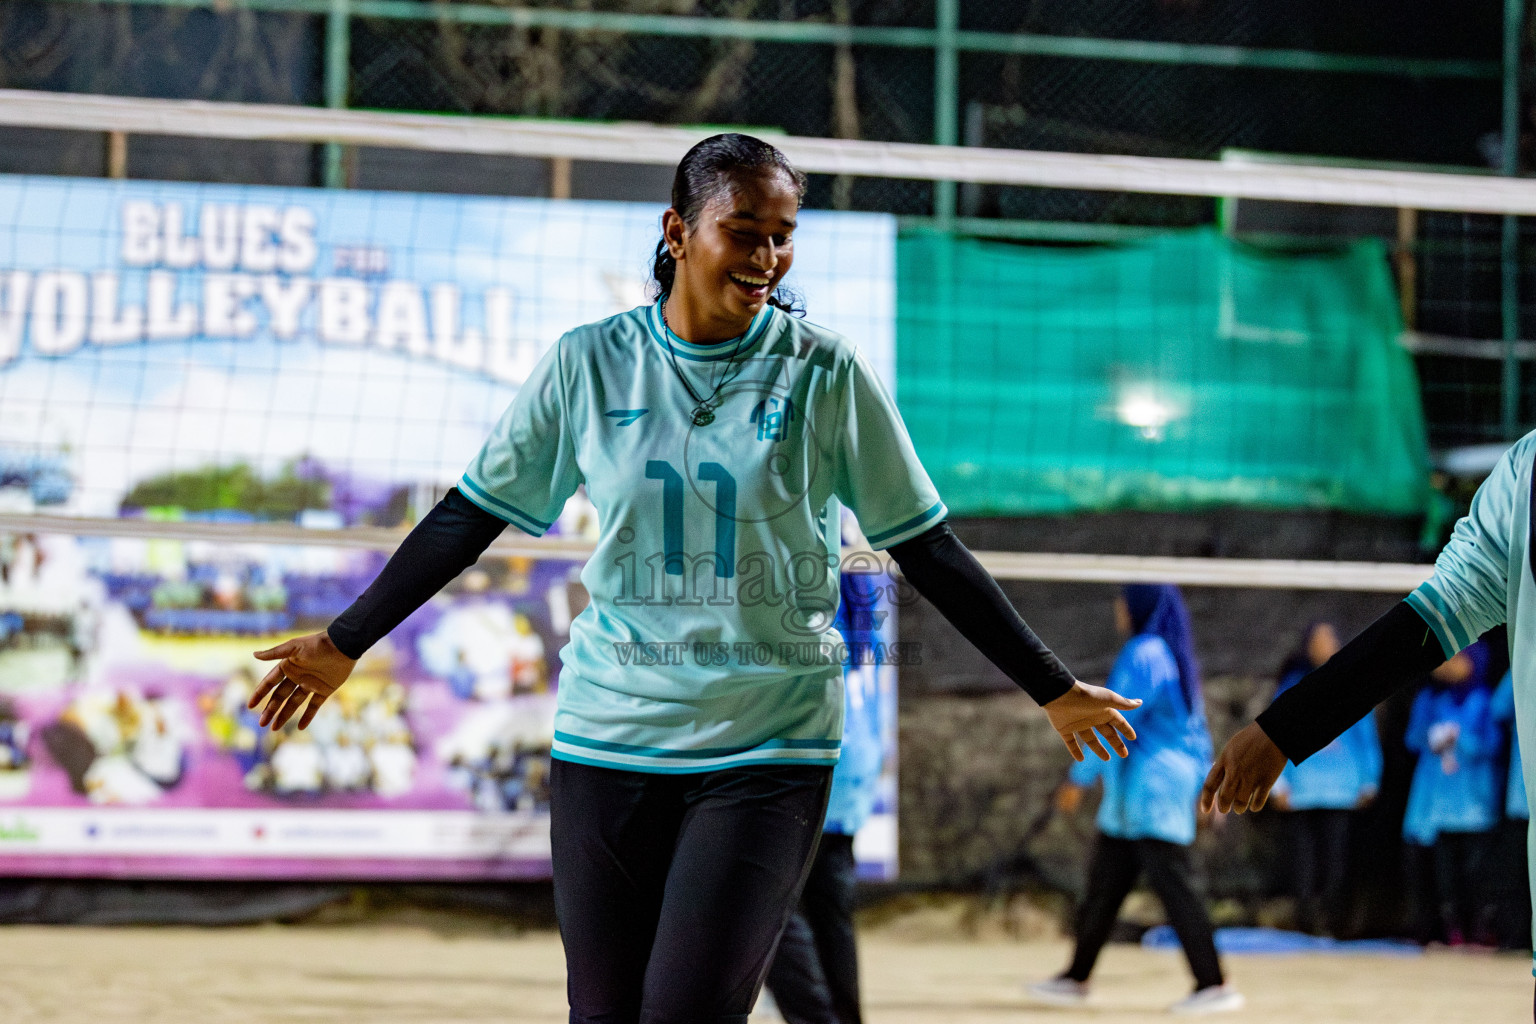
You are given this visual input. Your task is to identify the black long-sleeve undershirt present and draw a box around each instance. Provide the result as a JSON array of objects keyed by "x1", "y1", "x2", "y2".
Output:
[
  {"x1": 1256, "y1": 601, "x2": 1446, "y2": 764},
  {"x1": 326, "y1": 488, "x2": 508, "y2": 659},
  {"x1": 885, "y1": 523, "x2": 1075, "y2": 706},
  {"x1": 326, "y1": 492, "x2": 1076, "y2": 706}
]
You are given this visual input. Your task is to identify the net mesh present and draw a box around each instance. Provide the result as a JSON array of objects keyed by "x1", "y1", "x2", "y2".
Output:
[
  {"x1": 0, "y1": 0, "x2": 1527, "y2": 533},
  {"x1": 1, "y1": 0, "x2": 1525, "y2": 453}
]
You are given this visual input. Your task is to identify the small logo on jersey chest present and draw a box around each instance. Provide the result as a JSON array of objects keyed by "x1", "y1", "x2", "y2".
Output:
[
  {"x1": 750, "y1": 397, "x2": 795, "y2": 441},
  {"x1": 606, "y1": 408, "x2": 650, "y2": 427}
]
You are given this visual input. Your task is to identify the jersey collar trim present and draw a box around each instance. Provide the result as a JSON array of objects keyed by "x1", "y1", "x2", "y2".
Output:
[{"x1": 646, "y1": 300, "x2": 775, "y2": 362}]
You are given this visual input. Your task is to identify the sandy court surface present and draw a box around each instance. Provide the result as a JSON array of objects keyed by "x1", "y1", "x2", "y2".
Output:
[{"x1": 0, "y1": 925, "x2": 1527, "y2": 1023}]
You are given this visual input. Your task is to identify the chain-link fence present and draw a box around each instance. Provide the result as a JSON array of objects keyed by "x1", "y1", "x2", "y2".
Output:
[{"x1": 0, "y1": 0, "x2": 1531, "y2": 447}]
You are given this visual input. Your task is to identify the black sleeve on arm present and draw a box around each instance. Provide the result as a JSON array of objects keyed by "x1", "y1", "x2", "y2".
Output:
[
  {"x1": 1257, "y1": 601, "x2": 1446, "y2": 764},
  {"x1": 886, "y1": 522, "x2": 1075, "y2": 706},
  {"x1": 326, "y1": 488, "x2": 509, "y2": 659}
]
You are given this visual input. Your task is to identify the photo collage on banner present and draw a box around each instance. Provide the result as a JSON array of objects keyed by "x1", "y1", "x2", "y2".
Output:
[{"x1": 0, "y1": 175, "x2": 898, "y2": 879}]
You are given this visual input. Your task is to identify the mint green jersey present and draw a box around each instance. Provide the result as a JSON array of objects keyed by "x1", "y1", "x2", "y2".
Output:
[
  {"x1": 460, "y1": 301, "x2": 945, "y2": 773},
  {"x1": 1406, "y1": 430, "x2": 1536, "y2": 969}
]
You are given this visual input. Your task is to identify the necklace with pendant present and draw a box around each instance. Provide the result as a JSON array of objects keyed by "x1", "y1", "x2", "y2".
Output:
[{"x1": 661, "y1": 301, "x2": 751, "y2": 427}]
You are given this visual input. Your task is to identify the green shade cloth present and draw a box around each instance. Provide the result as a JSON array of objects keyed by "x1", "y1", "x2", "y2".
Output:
[{"x1": 896, "y1": 228, "x2": 1431, "y2": 516}]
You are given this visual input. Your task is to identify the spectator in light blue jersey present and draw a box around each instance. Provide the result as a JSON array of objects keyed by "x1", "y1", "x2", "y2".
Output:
[
  {"x1": 766, "y1": 560, "x2": 889, "y2": 1024},
  {"x1": 1492, "y1": 670, "x2": 1532, "y2": 949},
  {"x1": 1495, "y1": 671, "x2": 1531, "y2": 823},
  {"x1": 1269, "y1": 621, "x2": 1382, "y2": 936},
  {"x1": 1404, "y1": 641, "x2": 1500, "y2": 944},
  {"x1": 1030, "y1": 585, "x2": 1242, "y2": 1015}
]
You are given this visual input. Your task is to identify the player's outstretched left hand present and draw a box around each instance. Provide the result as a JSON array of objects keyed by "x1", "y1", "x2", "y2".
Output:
[
  {"x1": 249, "y1": 631, "x2": 357, "y2": 732},
  {"x1": 1043, "y1": 681, "x2": 1141, "y2": 762},
  {"x1": 1199, "y1": 722, "x2": 1288, "y2": 814}
]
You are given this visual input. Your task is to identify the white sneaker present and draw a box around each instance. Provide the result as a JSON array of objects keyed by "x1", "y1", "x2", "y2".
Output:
[
  {"x1": 1025, "y1": 977, "x2": 1090, "y2": 1007},
  {"x1": 1169, "y1": 984, "x2": 1245, "y2": 1015}
]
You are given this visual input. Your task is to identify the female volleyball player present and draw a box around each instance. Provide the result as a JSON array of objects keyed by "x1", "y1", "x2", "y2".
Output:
[
  {"x1": 249, "y1": 133, "x2": 1140, "y2": 1024},
  {"x1": 1201, "y1": 433, "x2": 1536, "y2": 1019}
]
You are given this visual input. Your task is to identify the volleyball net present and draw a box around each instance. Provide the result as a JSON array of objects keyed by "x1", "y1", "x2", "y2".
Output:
[
  {"x1": 0, "y1": 87, "x2": 1520, "y2": 593},
  {"x1": 0, "y1": 84, "x2": 1510, "y2": 879}
]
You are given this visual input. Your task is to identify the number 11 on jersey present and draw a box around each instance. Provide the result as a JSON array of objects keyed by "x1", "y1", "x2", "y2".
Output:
[{"x1": 645, "y1": 459, "x2": 737, "y2": 578}]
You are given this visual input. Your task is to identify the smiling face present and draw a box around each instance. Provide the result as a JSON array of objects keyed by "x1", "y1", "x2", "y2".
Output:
[{"x1": 662, "y1": 169, "x2": 799, "y2": 341}]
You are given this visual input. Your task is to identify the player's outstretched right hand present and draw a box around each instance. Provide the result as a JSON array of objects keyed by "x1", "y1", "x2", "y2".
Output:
[
  {"x1": 249, "y1": 631, "x2": 357, "y2": 732},
  {"x1": 1042, "y1": 680, "x2": 1141, "y2": 762},
  {"x1": 1199, "y1": 722, "x2": 1288, "y2": 814}
]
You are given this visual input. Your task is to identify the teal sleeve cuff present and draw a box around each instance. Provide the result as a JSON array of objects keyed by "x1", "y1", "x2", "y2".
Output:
[{"x1": 1404, "y1": 586, "x2": 1466, "y2": 659}]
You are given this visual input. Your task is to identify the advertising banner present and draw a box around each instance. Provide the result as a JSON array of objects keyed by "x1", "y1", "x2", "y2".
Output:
[{"x1": 0, "y1": 174, "x2": 898, "y2": 879}]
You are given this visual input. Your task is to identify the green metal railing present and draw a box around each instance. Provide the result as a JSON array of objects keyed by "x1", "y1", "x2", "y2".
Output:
[{"x1": 60, "y1": 0, "x2": 1504, "y2": 199}]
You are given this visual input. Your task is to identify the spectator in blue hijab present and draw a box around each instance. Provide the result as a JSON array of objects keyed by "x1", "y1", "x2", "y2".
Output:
[
  {"x1": 1403, "y1": 641, "x2": 1501, "y2": 944},
  {"x1": 1029, "y1": 584, "x2": 1241, "y2": 1015},
  {"x1": 1269, "y1": 621, "x2": 1383, "y2": 936}
]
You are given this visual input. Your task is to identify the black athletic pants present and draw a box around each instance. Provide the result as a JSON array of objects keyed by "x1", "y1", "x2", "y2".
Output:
[
  {"x1": 1287, "y1": 809, "x2": 1352, "y2": 935},
  {"x1": 1065, "y1": 834, "x2": 1224, "y2": 992},
  {"x1": 1432, "y1": 829, "x2": 1492, "y2": 942},
  {"x1": 550, "y1": 758, "x2": 832, "y2": 1024},
  {"x1": 1491, "y1": 819, "x2": 1532, "y2": 950},
  {"x1": 765, "y1": 831, "x2": 862, "y2": 1024}
]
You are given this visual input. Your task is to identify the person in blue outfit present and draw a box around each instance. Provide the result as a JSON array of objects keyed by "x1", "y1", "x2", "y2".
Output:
[
  {"x1": 1403, "y1": 642, "x2": 1501, "y2": 944},
  {"x1": 1493, "y1": 669, "x2": 1531, "y2": 831},
  {"x1": 1268, "y1": 622, "x2": 1382, "y2": 936},
  {"x1": 1492, "y1": 670, "x2": 1532, "y2": 948},
  {"x1": 1029, "y1": 584, "x2": 1243, "y2": 1015},
  {"x1": 765, "y1": 563, "x2": 889, "y2": 1024}
]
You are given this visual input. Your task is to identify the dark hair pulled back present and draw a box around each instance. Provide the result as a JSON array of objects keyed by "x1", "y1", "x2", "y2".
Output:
[{"x1": 651, "y1": 133, "x2": 808, "y2": 316}]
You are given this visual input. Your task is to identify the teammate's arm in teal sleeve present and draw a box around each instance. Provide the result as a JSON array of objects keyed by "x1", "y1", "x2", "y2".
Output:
[
  {"x1": 1256, "y1": 444, "x2": 1524, "y2": 767},
  {"x1": 1257, "y1": 602, "x2": 1445, "y2": 763},
  {"x1": 1405, "y1": 440, "x2": 1522, "y2": 656}
]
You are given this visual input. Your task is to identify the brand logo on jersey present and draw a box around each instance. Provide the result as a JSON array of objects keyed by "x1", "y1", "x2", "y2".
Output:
[
  {"x1": 605, "y1": 408, "x2": 650, "y2": 427},
  {"x1": 750, "y1": 397, "x2": 795, "y2": 441}
]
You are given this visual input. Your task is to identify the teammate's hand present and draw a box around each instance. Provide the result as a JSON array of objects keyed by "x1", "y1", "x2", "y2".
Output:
[
  {"x1": 249, "y1": 631, "x2": 357, "y2": 731},
  {"x1": 1199, "y1": 722, "x2": 1288, "y2": 814},
  {"x1": 1042, "y1": 681, "x2": 1140, "y2": 762}
]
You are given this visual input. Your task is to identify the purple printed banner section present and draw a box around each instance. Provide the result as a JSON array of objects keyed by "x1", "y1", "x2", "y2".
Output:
[{"x1": 0, "y1": 529, "x2": 575, "y2": 878}]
